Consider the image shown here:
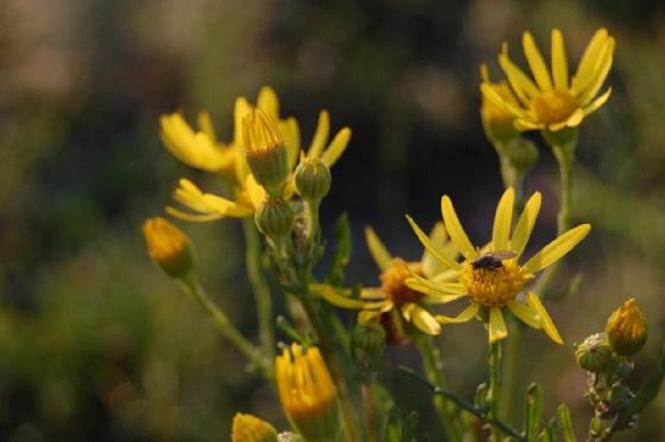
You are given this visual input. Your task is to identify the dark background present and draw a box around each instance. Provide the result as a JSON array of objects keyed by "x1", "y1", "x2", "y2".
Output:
[{"x1": 0, "y1": 0, "x2": 663, "y2": 440}]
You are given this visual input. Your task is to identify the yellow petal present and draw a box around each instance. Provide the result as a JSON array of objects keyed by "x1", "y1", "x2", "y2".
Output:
[
  {"x1": 309, "y1": 284, "x2": 388, "y2": 310},
  {"x1": 364, "y1": 226, "x2": 393, "y2": 271},
  {"x1": 401, "y1": 303, "x2": 441, "y2": 335},
  {"x1": 405, "y1": 215, "x2": 461, "y2": 270},
  {"x1": 440, "y1": 196, "x2": 479, "y2": 259},
  {"x1": 578, "y1": 38, "x2": 615, "y2": 106},
  {"x1": 245, "y1": 175, "x2": 267, "y2": 209},
  {"x1": 436, "y1": 302, "x2": 480, "y2": 324},
  {"x1": 405, "y1": 276, "x2": 468, "y2": 301},
  {"x1": 572, "y1": 28, "x2": 609, "y2": 93},
  {"x1": 360, "y1": 287, "x2": 388, "y2": 301},
  {"x1": 308, "y1": 110, "x2": 330, "y2": 160},
  {"x1": 523, "y1": 32, "x2": 553, "y2": 91},
  {"x1": 522, "y1": 224, "x2": 591, "y2": 273},
  {"x1": 511, "y1": 191, "x2": 541, "y2": 259},
  {"x1": 489, "y1": 308, "x2": 509, "y2": 343},
  {"x1": 197, "y1": 111, "x2": 218, "y2": 144},
  {"x1": 421, "y1": 222, "x2": 452, "y2": 278},
  {"x1": 279, "y1": 117, "x2": 301, "y2": 169},
  {"x1": 498, "y1": 44, "x2": 540, "y2": 105},
  {"x1": 551, "y1": 28, "x2": 569, "y2": 90},
  {"x1": 321, "y1": 128, "x2": 351, "y2": 168},
  {"x1": 582, "y1": 87, "x2": 612, "y2": 117},
  {"x1": 492, "y1": 187, "x2": 515, "y2": 252},
  {"x1": 507, "y1": 301, "x2": 541, "y2": 329},
  {"x1": 514, "y1": 118, "x2": 544, "y2": 131},
  {"x1": 172, "y1": 178, "x2": 253, "y2": 218},
  {"x1": 358, "y1": 309, "x2": 385, "y2": 324},
  {"x1": 481, "y1": 82, "x2": 528, "y2": 119},
  {"x1": 165, "y1": 206, "x2": 223, "y2": 222},
  {"x1": 233, "y1": 97, "x2": 252, "y2": 146},
  {"x1": 527, "y1": 292, "x2": 563, "y2": 344},
  {"x1": 563, "y1": 108, "x2": 585, "y2": 128},
  {"x1": 257, "y1": 86, "x2": 280, "y2": 119}
]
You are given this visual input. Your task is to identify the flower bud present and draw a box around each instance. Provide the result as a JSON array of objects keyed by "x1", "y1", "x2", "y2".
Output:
[
  {"x1": 351, "y1": 322, "x2": 386, "y2": 376},
  {"x1": 142, "y1": 217, "x2": 194, "y2": 278},
  {"x1": 255, "y1": 197, "x2": 293, "y2": 239},
  {"x1": 606, "y1": 298, "x2": 647, "y2": 356},
  {"x1": 295, "y1": 159, "x2": 331, "y2": 203},
  {"x1": 242, "y1": 109, "x2": 289, "y2": 197},
  {"x1": 480, "y1": 65, "x2": 519, "y2": 145},
  {"x1": 231, "y1": 413, "x2": 278, "y2": 442},
  {"x1": 574, "y1": 333, "x2": 614, "y2": 373},
  {"x1": 501, "y1": 138, "x2": 539, "y2": 172},
  {"x1": 275, "y1": 344, "x2": 339, "y2": 441}
]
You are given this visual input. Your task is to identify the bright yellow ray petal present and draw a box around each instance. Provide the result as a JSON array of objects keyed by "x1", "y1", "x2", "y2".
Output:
[
  {"x1": 498, "y1": 44, "x2": 541, "y2": 105},
  {"x1": 165, "y1": 206, "x2": 223, "y2": 222},
  {"x1": 480, "y1": 82, "x2": 529, "y2": 119},
  {"x1": 514, "y1": 118, "x2": 544, "y2": 131},
  {"x1": 489, "y1": 307, "x2": 509, "y2": 343},
  {"x1": 321, "y1": 128, "x2": 351, "y2": 168},
  {"x1": 233, "y1": 97, "x2": 252, "y2": 146},
  {"x1": 358, "y1": 309, "x2": 385, "y2": 324},
  {"x1": 245, "y1": 175, "x2": 267, "y2": 209},
  {"x1": 492, "y1": 187, "x2": 515, "y2": 251},
  {"x1": 582, "y1": 87, "x2": 612, "y2": 117},
  {"x1": 440, "y1": 196, "x2": 479, "y2": 259},
  {"x1": 405, "y1": 276, "x2": 468, "y2": 302},
  {"x1": 551, "y1": 28, "x2": 569, "y2": 90},
  {"x1": 527, "y1": 292, "x2": 563, "y2": 344},
  {"x1": 511, "y1": 191, "x2": 542, "y2": 259},
  {"x1": 401, "y1": 303, "x2": 442, "y2": 335},
  {"x1": 507, "y1": 301, "x2": 541, "y2": 329},
  {"x1": 197, "y1": 111, "x2": 218, "y2": 144},
  {"x1": 523, "y1": 32, "x2": 553, "y2": 92},
  {"x1": 257, "y1": 86, "x2": 280, "y2": 119},
  {"x1": 578, "y1": 38, "x2": 615, "y2": 106},
  {"x1": 562, "y1": 108, "x2": 585, "y2": 129},
  {"x1": 279, "y1": 117, "x2": 301, "y2": 169},
  {"x1": 360, "y1": 288, "x2": 388, "y2": 301},
  {"x1": 572, "y1": 28, "x2": 609, "y2": 92},
  {"x1": 421, "y1": 222, "x2": 452, "y2": 278},
  {"x1": 405, "y1": 215, "x2": 461, "y2": 270},
  {"x1": 309, "y1": 284, "x2": 389, "y2": 310},
  {"x1": 435, "y1": 302, "x2": 479, "y2": 324},
  {"x1": 308, "y1": 110, "x2": 330, "y2": 160},
  {"x1": 431, "y1": 269, "x2": 460, "y2": 283},
  {"x1": 364, "y1": 226, "x2": 393, "y2": 271},
  {"x1": 521, "y1": 224, "x2": 591, "y2": 273}
]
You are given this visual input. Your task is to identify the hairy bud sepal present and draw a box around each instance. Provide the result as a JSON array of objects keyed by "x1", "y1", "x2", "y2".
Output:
[{"x1": 255, "y1": 198, "x2": 294, "y2": 240}]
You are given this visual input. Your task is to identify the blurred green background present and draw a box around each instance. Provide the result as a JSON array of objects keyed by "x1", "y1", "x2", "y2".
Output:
[{"x1": 0, "y1": 0, "x2": 663, "y2": 440}]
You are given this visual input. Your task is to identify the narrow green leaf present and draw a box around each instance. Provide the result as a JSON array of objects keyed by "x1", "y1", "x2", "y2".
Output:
[
  {"x1": 326, "y1": 212, "x2": 352, "y2": 284},
  {"x1": 402, "y1": 411, "x2": 419, "y2": 442},
  {"x1": 556, "y1": 404, "x2": 577, "y2": 442},
  {"x1": 525, "y1": 383, "x2": 543, "y2": 441}
]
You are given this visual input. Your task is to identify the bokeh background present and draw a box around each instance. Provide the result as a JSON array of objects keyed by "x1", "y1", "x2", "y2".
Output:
[{"x1": 1, "y1": 0, "x2": 664, "y2": 440}]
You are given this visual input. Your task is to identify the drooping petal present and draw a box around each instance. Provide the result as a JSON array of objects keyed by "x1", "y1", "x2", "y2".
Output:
[
  {"x1": 511, "y1": 191, "x2": 542, "y2": 259},
  {"x1": 307, "y1": 110, "x2": 330, "y2": 160},
  {"x1": 436, "y1": 302, "x2": 479, "y2": 324},
  {"x1": 523, "y1": 32, "x2": 553, "y2": 91},
  {"x1": 401, "y1": 303, "x2": 442, "y2": 335},
  {"x1": 551, "y1": 28, "x2": 569, "y2": 90},
  {"x1": 405, "y1": 215, "x2": 461, "y2": 270},
  {"x1": 321, "y1": 128, "x2": 351, "y2": 168},
  {"x1": 360, "y1": 288, "x2": 389, "y2": 301},
  {"x1": 171, "y1": 178, "x2": 253, "y2": 219},
  {"x1": 309, "y1": 284, "x2": 389, "y2": 310},
  {"x1": 492, "y1": 187, "x2": 515, "y2": 252},
  {"x1": 527, "y1": 292, "x2": 563, "y2": 344},
  {"x1": 522, "y1": 224, "x2": 591, "y2": 273},
  {"x1": 441, "y1": 196, "x2": 479, "y2": 259},
  {"x1": 364, "y1": 226, "x2": 393, "y2": 271},
  {"x1": 489, "y1": 308, "x2": 509, "y2": 343},
  {"x1": 507, "y1": 301, "x2": 541, "y2": 329},
  {"x1": 582, "y1": 87, "x2": 612, "y2": 116}
]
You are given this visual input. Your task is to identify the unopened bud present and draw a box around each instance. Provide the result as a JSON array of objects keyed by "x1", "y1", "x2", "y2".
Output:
[
  {"x1": 142, "y1": 217, "x2": 194, "y2": 278},
  {"x1": 295, "y1": 159, "x2": 331, "y2": 203},
  {"x1": 255, "y1": 198, "x2": 293, "y2": 239},
  {"x1": 243, "y1": 109, "x2": 289, "y2": 196},
  {"x1": 574, "y1": 333, "x2": 614, "y2": 373},
  {"x1": 502, "y1": 138, "x2": 539, "y2": 172},
  {"x1": 231, "y1": 413, "x2": 278, "y2": 442},
  {"x1": 351, "y1": 322, "x2": 386, "y2": 376},
  {"x1": 606, "y1": 298, "x2": 647, "y2": 356}
]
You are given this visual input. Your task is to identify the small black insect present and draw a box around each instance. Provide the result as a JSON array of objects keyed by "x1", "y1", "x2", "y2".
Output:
[{"x1": 471, "y1": 251, "x2": 517, "y2": 270}]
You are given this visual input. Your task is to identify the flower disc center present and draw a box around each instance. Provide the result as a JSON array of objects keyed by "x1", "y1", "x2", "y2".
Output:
[
  {"x1": 530, "y1": 89, "x2": 578, "y2": 125},
  {"x1": 380, "y1": 259, "x2": 424, "y2": 305},
  {"x1": 460, "y1": 260, "x2": 531, "y2": 307}
]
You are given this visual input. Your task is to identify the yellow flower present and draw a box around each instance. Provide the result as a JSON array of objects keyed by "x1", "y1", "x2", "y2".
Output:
[
  {"x1": 142, "y1": 217, "x2": 194, "y2": 278},
  {"x1": 231, "y1": 413, "x2": 278, "y2": 442},
  {"x1": 310, "y1": 224, "x2": 461, "y2": 336},
  {"x1": 406, "y1": 187, "x2": 591, "y2": 343},
  {"x1": 480, "y1": 64, "x2": 520, "y2": 144},
  {"x1": 275, "y1": 344, "x2": 338, "y2": 441},
  {"x1": 606, "y1": 298, "x2": 647, "y2": 356},
  {"x1": 166, "y1": 89, "x2": 350, "y2": 222},
  {"x1": 482, "y1": 28, "x2": 614, "y2": 132}
]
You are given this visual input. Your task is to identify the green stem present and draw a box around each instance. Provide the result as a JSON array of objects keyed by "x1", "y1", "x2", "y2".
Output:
[
  {"x1": 242, "y1": 218, "x2": 275, "y2": 361},
  {"x1": 415, "y1": 336, "x2": 461, "y2": 442},
  {"x1": 180, "y1": 274, "x2": 270, "y2": 377},
  {"x1": 551, "y1": 143, "x2": 574, "y2": 234},
  {"x1": 362, "y1": 383, "x2": 378, "y2": 442},
  {"x1": 503, "y1": 322, "x2": 523, "y2": 423},
  {"x1": 489, "y1": 340, "x2": 503, "y2": 441}
]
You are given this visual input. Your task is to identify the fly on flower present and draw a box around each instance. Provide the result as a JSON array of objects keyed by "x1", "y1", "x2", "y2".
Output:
[
  {"x1": 310, "y1": 223, "x2": 461, "y2": 338},
  {"x1": 406, "y1": 187, "x2": 590, "y2": 343},
  {"x1": 482, "y1": 28, "x2": 614, "y2": 132}
]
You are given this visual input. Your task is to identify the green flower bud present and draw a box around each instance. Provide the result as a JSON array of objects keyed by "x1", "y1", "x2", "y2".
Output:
[
  {"x1": 255, "y1": 198, "x2": 293, "y2": 238},
  {"x1": 502, "y1": 138, "x2": 539, "y2": 172},
  {"x1": 574, "y1": 333, "x2": 614, "y2": 373},
  {"x1": 351, "y1": 322, "x2": 386, "y2": 376},
  {"x1": 606, "y1": 298, "x2": 647, "y2": 356},
  {"x1": 295, "y1": 159, "x2": 331, "y2": 203}
]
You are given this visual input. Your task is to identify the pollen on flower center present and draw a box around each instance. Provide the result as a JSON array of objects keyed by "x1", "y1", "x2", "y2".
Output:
[
  {"x1": 460, "y1": 259, "x2": 532, "y2": 307},
  {"x1": 380, "y1": 259, "x2": 424, "y2": 305},
  {"x1": 529, "y1": 89, "x2": 578, "y2": 125}
]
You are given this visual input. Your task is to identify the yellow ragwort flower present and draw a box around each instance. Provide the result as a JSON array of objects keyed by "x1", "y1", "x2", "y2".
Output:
[
  {"x1": 480, "y1": 64, "x2": 520, "y2": 144},
  {"x1": 165, "y1": 88, "x2": 350, "y2": 222},
  {"x1": 275, "y1": 344, "x2": 338, "y2": 441},
  {"x1": 406, "y1": 187, "x2": 591, "y2": 343},
  {"x1": 482, "y1": 28, "x2": 614, "y2": 132},
  {"x1": 606, "y1": 298, "x2": 647, "y2": 356},
  {"x1": 310, "y1": 224, "x2": 461, "y2": 337},
  {"x1": 231, "y1": 413, "x2": 278, "y2": 442},
  {"x1": 142, "y1": 217, "x2": 194, "y2": 278}
]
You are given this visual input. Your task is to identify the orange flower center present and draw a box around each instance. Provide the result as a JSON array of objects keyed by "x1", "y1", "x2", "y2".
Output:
[
  {"x1": 460, "y1": 260, "x2": 532, "y2": 307},
  {"x1": 530, "y1": 89, "x2": 578, "y2": 125},
  {"x1": 380, "y1": 259, "x2": 424, "y2": 305}
]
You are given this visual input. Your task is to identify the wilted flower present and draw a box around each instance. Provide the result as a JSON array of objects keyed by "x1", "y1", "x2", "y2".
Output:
[
  {"x1": 606, "y1": 298, "x2": 647, "y2": 356},
  {"x1": 231, "y1": 413, "x2": 278, "y2": 442}
]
